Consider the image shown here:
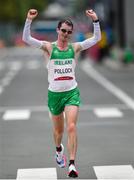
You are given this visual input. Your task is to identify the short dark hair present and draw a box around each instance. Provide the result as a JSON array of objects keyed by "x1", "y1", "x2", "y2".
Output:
[{"x1": 57, "y1": 19, "x2": 73, "y2": 30}]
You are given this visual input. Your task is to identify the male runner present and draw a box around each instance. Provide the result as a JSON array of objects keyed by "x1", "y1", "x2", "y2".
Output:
[{"x1": 22, "y1": 8, "x2": 101, "y2": 178}]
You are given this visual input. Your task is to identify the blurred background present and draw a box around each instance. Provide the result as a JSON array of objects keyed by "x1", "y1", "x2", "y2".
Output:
[{"x1": 0, "y1": 0, "x2": 134, "y2": 65}]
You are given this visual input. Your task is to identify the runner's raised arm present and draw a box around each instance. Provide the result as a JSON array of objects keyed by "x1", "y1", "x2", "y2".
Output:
[
  {"x1": 74, "y1": 9, "x2": 101, "y2": 53},
  {"x1": 22, "y1": 9, "x2": 44, "y2": 48}
]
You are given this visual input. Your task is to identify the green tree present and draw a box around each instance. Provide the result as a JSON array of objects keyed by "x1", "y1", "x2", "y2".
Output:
[
  {"x1": 72, "y1": 0, "x2": 88, "y2": 16},
  {"x1": 0, "y1": 0, "x2": 53, "y2": 25}
]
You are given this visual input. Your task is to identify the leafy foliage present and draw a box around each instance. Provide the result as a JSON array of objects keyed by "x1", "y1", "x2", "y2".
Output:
[{"x1": 0, "y1": 0, "x2": 51, "y2": 24}]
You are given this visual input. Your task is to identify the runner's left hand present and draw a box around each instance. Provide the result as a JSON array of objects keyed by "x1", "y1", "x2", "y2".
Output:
[{"x1": 86, "y1": 9, "x2": 98, "y2": 21}]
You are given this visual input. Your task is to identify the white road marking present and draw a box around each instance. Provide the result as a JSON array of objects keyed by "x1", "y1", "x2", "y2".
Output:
[
  {"x1": 0, "y1": 106, "x2": 48, "y2": 113},
  {"x1": 26, "y1": 61, "x2": 41, "y2": 69},
  {"x1": 0, "y1": 104, "x2": 131, "y2": 113},
  {"x1": 0, "y1": 61, "x2": 43, "y2": 70},
  {"x1": 0, "y1": 62, "x2": 5, "y2": 70},
  {"x1": 0, "y1": 62, "x2": 21, "y2": 96},
  {"x1": 80, "y1": 104, "x2": 129, "y2": 111},
  {"x1": 81, "y1": 61, "x2": 134, "y2": 110},
  {"x1": 2, "y1": 70, "x2": 17, "y2": 85},
  {"x1": 3, "y1": 110, "x2": 31, "y2": 121},
  {"x1": 0, "y1": 86, "x2": 3, "y2": 94},
  {"x1": 7, "y1": 70, "x2": 17, "y2": 77},
  {"x1": 94, "y1": 107, "x2": 123, "y2": 118},
  {"x1": 16, "y1": 168, "x2": 57, "y2": 180},
  {"x1": 1, "y1": 76, "x2": 13, "y2": 86},
  {"x1": 94, "y1": 165, "x2": 134, "y2": 179},
  {"x1": 10, "y1": 62, "x2": 22, "y2": 71}
]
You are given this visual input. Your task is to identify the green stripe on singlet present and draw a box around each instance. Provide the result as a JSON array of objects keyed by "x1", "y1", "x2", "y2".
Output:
[{"x1": 50, "y1": 43, "x2": 75, "y2": 60}]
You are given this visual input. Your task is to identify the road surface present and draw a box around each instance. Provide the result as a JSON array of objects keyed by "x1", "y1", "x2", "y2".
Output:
[{"x1": 0, "y1": 47, "x2": 134, "y2": 179}]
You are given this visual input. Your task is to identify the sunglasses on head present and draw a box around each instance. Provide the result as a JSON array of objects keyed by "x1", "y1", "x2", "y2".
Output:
[{"x1": 60, "y1": 28, "x2": 73, "y2": 34}]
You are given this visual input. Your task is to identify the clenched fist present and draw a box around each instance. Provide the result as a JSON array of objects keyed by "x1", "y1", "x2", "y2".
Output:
[
  {"x1": 27, "y1": 9, "x2": 38, "y2": 20},
  {"x1": 86, "y1": 9, "x2": 98, "y2": 21}
]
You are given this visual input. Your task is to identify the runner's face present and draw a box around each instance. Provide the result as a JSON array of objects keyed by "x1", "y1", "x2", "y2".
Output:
[{"x1": 58, "y1": 23, "x2": 73, "y2": 41}]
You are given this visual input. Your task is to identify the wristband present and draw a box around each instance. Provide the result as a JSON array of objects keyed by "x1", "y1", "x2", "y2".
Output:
[{"x1": 93, "y1": 19, "x2": 99, "y2": 23}]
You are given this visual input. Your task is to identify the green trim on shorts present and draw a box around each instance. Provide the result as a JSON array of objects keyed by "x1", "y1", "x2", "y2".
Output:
[{"x1": 48, "y1": 87, "x2": 81, "y2": 115}]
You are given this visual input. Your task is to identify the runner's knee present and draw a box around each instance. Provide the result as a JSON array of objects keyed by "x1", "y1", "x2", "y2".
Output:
[{"x1": 67, "y1": 123, "x2": 76, "y2": 133}]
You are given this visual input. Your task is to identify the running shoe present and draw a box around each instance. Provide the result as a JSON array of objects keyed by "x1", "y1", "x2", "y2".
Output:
[
  {"x1": 68, "y1": 164, "x2": 78, "y2": 178},
  {"x1": 55, "y1": 144, "x2": 66, "y2": 168}
]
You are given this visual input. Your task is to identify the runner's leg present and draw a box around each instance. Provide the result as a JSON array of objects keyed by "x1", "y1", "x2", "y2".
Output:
[
  {"x1": 64, "y1": 105, "x2": 79, "y2": 161},
  {"x1": 50, "y1": 112, "x2": 66, "y2": 168},
  {"x1": 50, "y1": 112, "x2": 64, "y2": 147}
]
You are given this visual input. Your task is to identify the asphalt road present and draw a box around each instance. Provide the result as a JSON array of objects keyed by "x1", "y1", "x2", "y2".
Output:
[{"x1": 0, "y1": 47, "x2": 134, "y2": 179}]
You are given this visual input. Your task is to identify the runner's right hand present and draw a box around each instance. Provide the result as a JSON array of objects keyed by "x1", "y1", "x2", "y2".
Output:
[{"x1": 27, "y1": 9, "x2": 38, "y2": 20}]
